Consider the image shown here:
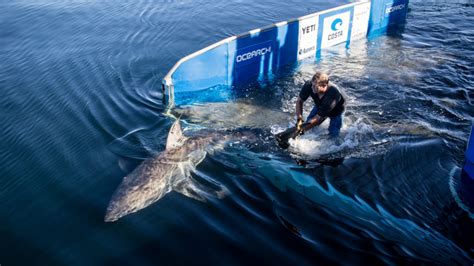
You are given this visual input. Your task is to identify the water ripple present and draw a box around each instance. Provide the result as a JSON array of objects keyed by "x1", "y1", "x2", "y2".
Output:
[{"x1": 1, "y1": 0, "x2": 474, "y2": 265}]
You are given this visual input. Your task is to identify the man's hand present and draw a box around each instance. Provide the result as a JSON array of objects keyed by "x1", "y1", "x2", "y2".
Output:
[{"x1": 296, "y1": 117, "x2": 304, "y2": 135}]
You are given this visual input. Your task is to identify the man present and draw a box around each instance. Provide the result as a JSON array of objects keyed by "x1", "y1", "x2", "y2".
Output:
[{"x1": 296, "y1": 72, "x2": 345, "y2": 137}]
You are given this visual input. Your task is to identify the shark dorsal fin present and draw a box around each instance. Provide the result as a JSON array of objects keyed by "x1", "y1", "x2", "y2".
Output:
[{"x1": 166, "y1": 119, "x2": 186, "y2": 150}]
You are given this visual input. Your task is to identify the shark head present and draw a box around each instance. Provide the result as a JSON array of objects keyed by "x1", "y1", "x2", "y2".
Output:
[
  {"x1": 104, "y1": 119, "x2": 186, "y2": 222},
  {"x1": 104, "y1": 170, "x2": 171, "y2": 222},
  {"x1": 104, "y1": 162, "x2": 175, "y2": 223}
]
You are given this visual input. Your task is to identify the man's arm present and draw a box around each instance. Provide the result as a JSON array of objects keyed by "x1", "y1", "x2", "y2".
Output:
[
  {"x1": 296, "y1": 96, "x2": 304, "y2": 121},
  {"x1": 303, "y1": 114, "x2": 325, "y2": 132}
]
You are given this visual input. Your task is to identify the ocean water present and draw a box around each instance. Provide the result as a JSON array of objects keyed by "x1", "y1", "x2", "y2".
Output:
[{"x1": 1, "y1": 0, "x2": 473, "y2": 265}]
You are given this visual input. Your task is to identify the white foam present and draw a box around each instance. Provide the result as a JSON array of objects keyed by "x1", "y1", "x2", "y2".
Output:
[
  {"x1": 288, "y1": 117, "x2": 376, "y2": 157},
  {"x1": 270, "y1": 124, "x2": 289, "y2": 135}
]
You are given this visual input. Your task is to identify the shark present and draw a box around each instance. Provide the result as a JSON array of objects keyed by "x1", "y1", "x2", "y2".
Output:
[{"x1": 104, "y1": 119, "x2": 256, "y2": 222}]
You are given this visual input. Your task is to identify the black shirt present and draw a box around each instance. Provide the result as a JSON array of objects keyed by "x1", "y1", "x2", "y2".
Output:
[{"x1": 299, "y1": 81, "x2": 345, "y2": 118}]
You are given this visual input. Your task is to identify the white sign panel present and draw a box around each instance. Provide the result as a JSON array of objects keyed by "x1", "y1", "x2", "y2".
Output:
[
  {"x1": 320, "y1": 11, "x2": 351, "y2": 49},
  {"x1": 351, "y1": 2, "x2": 371, "y2": 41},
  {"x1": 297, "y1": 15, "x2": 319, "y2": 60}
]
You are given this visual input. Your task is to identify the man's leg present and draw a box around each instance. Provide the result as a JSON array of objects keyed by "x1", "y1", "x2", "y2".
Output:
[
  {"x1": 328, "y1": 114, "x2": 343, "y2": 137},
  {"x1": 306, "y1": 106, "x2": 319, "y2": 121}
]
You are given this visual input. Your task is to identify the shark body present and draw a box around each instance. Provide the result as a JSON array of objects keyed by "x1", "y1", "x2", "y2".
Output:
[{"x1": 105, "y1": 119, "x2": 254, "y2": 222}]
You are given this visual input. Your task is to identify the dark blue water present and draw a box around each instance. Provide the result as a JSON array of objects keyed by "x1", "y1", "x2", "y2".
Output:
[{"x1": 1, "y1": 0, "x2": 473, "y2": 265}]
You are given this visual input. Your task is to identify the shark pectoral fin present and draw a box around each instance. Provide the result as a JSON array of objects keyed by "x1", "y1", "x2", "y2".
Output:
[
  {"x1": 188, "y1": 149, "x2": 207, "y2": 165},
  {"x1": 166, "y1": 119, "x2": 188, "y2": 150},
  {"x1": 173, "y1": 178, "x2": 207, "y2": 202},
  {"x1": 171, "y1": 161, "x2": 207, "y2": 202},
  {"x1": 192, "y1": 169, "x2": 230, "y2": 199},
  {"x1": 172, "y1": 163, "x2": 229, "y2": 202}
]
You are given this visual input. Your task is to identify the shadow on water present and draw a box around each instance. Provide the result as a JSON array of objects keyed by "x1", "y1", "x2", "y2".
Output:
[{"x1": 221, "y1": 137, "x2": 472, "y2": 263}]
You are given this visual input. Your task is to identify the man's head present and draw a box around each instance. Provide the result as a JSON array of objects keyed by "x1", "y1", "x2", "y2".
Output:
[{"x1": 311, "y1": 72, "x2": 329, "y2": 94}]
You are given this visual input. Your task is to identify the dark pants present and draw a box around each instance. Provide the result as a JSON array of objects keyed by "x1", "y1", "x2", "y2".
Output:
[{"x1": 307, "y1": 106, "x2": 342, "y2": 137}]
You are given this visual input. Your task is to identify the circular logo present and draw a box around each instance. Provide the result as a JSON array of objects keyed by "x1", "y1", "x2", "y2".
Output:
[{"x1": 331, "y1": 18, "x2": 343, "y2": 31}]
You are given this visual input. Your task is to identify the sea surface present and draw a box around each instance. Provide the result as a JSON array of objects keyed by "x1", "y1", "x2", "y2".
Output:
[{"x1": 1, "y1": 0, "x2": 473, "y2": 265}]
